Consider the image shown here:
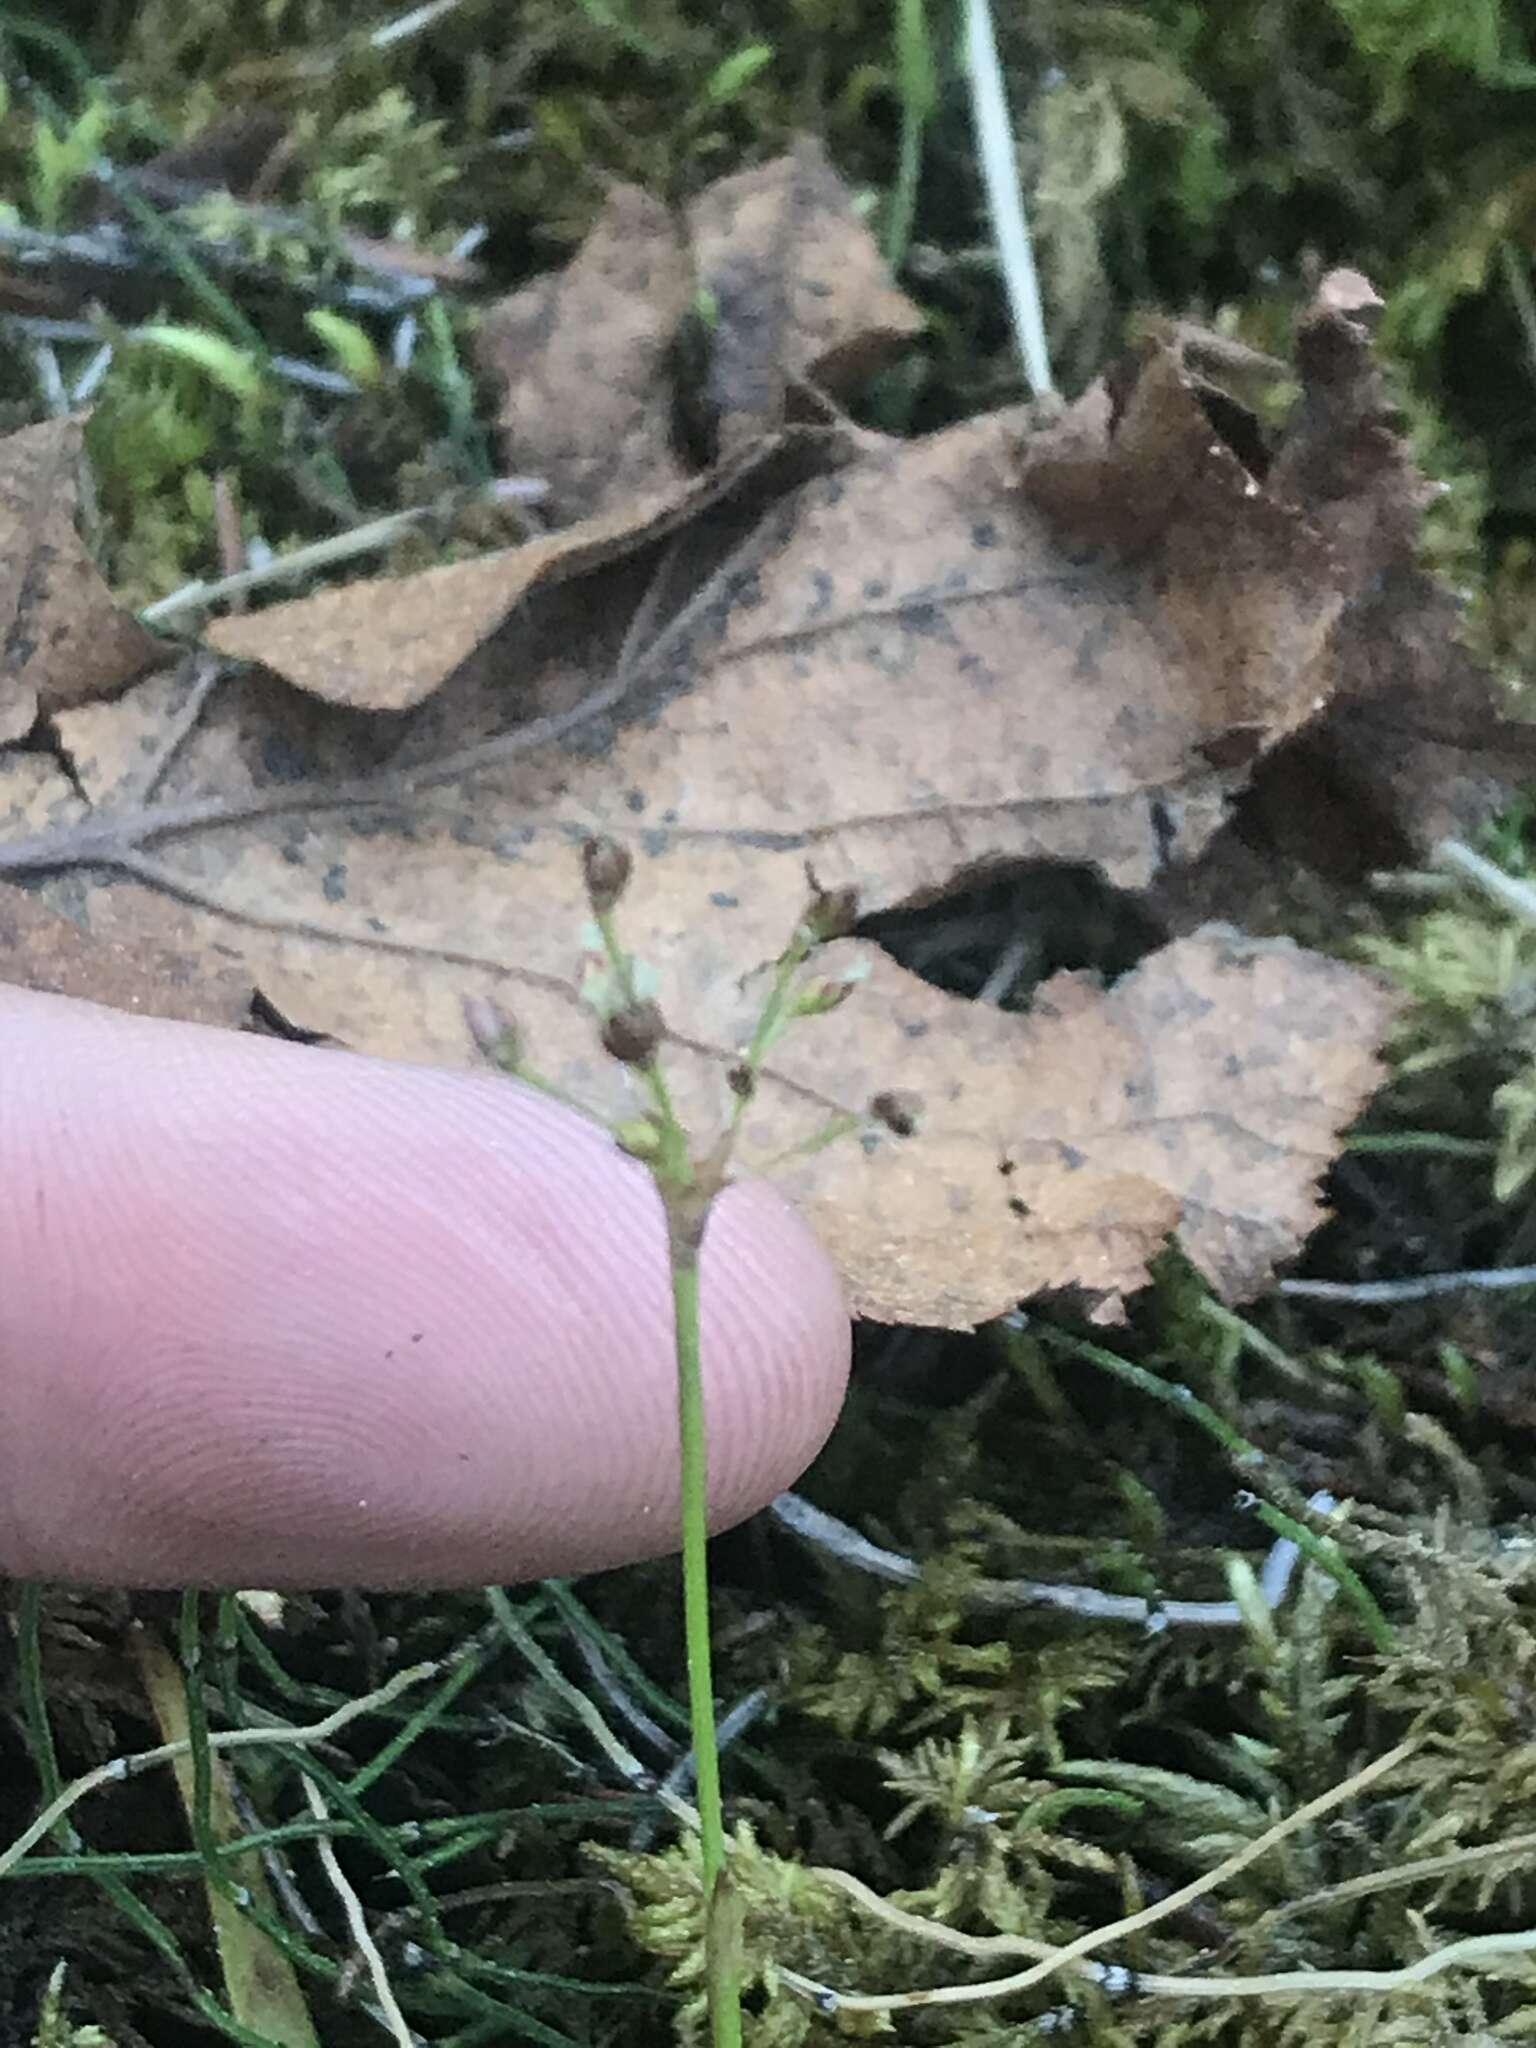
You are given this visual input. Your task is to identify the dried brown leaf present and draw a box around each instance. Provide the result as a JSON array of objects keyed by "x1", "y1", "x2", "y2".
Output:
[
  {"x1": 477, "y1": 139, "x2": 922, "y2": 520},
  {"x1": 1268, "y1": 269, "x2": 1536, "y2": 852},
  {"x1": 686, "y1": 136, "x2": 925, "y2": 454},
  {"x1": 10, "y1": 332, "x2": 1408, "y2": 1323},
  {"x1": 0, "y1": 881, "x2": 250, "y2": 1027},
  {"x1": 1150, "y1": 269, "x2": 1536, "y2": 929},
  {"x1": 776, "y1": 931, "x2": 1397, "y2": 1323},
  {"x1": 203, "y1": 452, "x2": 777, "y2": 712},
  {"x1": 477, "y1": 184, "x2": 694, "y2": 522},
  {"x1": 0, "y1": 416, "x2": 166, "y2": 740}
]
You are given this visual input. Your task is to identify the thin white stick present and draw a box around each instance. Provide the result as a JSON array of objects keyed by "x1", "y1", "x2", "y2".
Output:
[
  {"x1": 963, "y1": 0, "x2": 1055, "y2": 398},
  {"x1": 1282, "y1": 1266, "x2": 1536, "y2": 1304},
  {"x1": 304, "y1": 1777, "x2": 416, "y2": 2048},
  {"x1": 773, "y1": 1490, "x2": 1264, "y2": 1628},
  {"x1": 370, "y1": 0, "x2": 465, "y2": 47},
  {"x1": 788, "y1": 1739, "x2": 1416, "y2": 2017},
  {"x1": 1435, "y1": 837, "x2": 1536, "y2": 924},
  {"x1": 1, "y1": 1663, "x2": 437, "y2": 1880},
  {"x1": 140, "y1": 478, "x2": 547, "y2": 627}
]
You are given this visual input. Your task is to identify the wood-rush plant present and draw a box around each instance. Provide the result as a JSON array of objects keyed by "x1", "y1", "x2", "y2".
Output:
[{"x1": 467, "y1": 838, "x2": 897, "y2": 2048}]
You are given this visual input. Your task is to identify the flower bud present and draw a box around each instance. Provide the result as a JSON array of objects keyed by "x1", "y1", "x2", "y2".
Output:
[
  {"x1": 463, "y1": 993, "x2": 521, "y2": 1069},
  {"x1": 802, "y1": 866, "x2": 860, "y2": 943},
  {"x1": 793, "y1": 975, "x2": 858, "y2": 1018},
  {"x1": 581, "y1": 835, "x2": 633, "y2": 916},
  {"x1": 601, "y1": 997, "x2": 666, "y2": 1067}
]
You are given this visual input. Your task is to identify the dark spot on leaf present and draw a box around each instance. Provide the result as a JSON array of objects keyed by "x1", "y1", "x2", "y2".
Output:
[
  {"x1": 903, "y1": 1019, "x2": 930, "y2": 1038},
  {"x1": 321, "y1": 863, "x2": 347, "y2": 903},
  {"x1": 1058, "y1": 1142, "x2": 1086, "y2": 1170},
  {"x1": 625, "y1": 788, "x2": 646, "y2": 813},
  {"x1": 709, "y1": 890, "x2": 739, "y2": 908},
  {"x1": 862, "y1": 578, "x2": 888, "y2": 601},
  {"x1": 972, "y1": 519, "x2": 999, "y2": 548},
  {"x1": 642, "y1": 827, "x2": 670, "y2": 857}
]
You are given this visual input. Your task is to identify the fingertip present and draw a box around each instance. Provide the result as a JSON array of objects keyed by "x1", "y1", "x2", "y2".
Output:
[
  {"x1": 0, "y1": 990, "x2": 852, "y2": 1587},
  {"x1": 696, "y1": 1178, "x2": 852, "y2": 1530}
]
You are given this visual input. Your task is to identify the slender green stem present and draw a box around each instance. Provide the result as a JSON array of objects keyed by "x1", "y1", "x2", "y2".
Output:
[
  {"x1": 344, "y1": 1643, "x2": 487, "y2": 1798},
  {"x1": 1023, "y1": 1324, "x2": 1266, "y2": 1467},
  {"x1": 1247, "y1": 1501, "x2": 1396, "y2": 1652},
  {"x1": 178, "y1": 1591, "x2": 225, "y2": 1888},
  {"x1": 671, "y1": 1245, "x2": 741, "y2": 2048},
  {"x1": 1021, "y1": 1323, "x2": 1317, "y2": 1522},
  {"x1": 98, "y1": 170, "x2": 270, "y2": 358},
  {"x1": 1346, "y1": 1130, "x2": 1495, "y2": 1158},
  {"x1": 886, "y1": 109, "x2": 924, "y2": 272},
  {"x1": 886, "y1": 0, "x2": 935, "y2": 269},
  {"x1": 16, "y1": 1589, "x2": 271, "y2": 2047},
  {"x1": 16, "y1": 1586, "x2": 66, "y2": 1818},
  {"x1": 721, "y1": 926, "x2": 815, "y2": 1154},
  {"x1": 213, "y1": 1594, "x2": 247, "y2": 1729},
  {"x1": 576, "y1": 859, "x2": 865, "y2": 2046}
]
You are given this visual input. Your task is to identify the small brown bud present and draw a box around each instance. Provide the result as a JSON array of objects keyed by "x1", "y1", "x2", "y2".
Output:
[
  {"x1": 601, "y1": 997, "x2": 666, "y2": 1066},
  {"x1": 869, "y1": 1089, "x2": 921, "y2": 1137},
  {"x1": 582, "y1": 835, "x2": 633, "y2": 915},
  {"x1": 727, "y1": 1062, "x2": 755, "y2": 1100},
  {"x1": 793, "y1": 976, "x2": 857, "y2": 1018},
  {"x1": 802, "y1": 865, "x2": 860, "y2": 943},
  {"x1": 464, "y1": 993, "x2": 521, "y2": 1069}
]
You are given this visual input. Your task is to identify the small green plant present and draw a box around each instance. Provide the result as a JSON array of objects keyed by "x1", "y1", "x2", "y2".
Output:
[
  {"x1": 468, "y1": 842, "x2": 890, "y2": 2047},
  {"x1": 28, "y1": 92, "x2": 112, "y2": 231},
  {"x1": 29, "y1": 1963, "x2": 113, "y2": 2048},
  {"x1": 1361, "y1": 874, "x2": 1536, "y2": 1202}
]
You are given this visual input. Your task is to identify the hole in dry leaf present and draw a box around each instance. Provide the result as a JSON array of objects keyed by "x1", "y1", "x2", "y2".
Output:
[
  {"x1": 856, "y1": 860, "x2": 1166, "y2": 1009},
  {"x1": 1191, "y1": 382, "x2": 1271, "y2": 480}
]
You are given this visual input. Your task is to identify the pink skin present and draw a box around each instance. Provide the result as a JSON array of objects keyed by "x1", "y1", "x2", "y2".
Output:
[{"x1": 0, "y1": 988, "x2": 850, "y2": 1588}]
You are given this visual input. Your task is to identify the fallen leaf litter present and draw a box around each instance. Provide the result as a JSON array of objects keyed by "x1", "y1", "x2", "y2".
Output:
[{"x1": 4, "y1": 146, "x2": 1531, "y2": 1328}]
